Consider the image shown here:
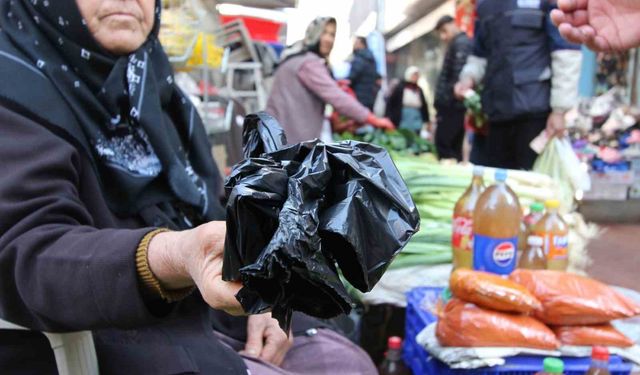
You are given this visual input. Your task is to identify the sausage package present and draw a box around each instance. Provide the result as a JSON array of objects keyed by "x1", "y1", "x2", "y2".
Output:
[
  {"x1": 436, "y1": 298, "x2": 560, "y2": 350},
  {"x1": 510, "y1": 269, "x2": 640, "y2": 325},
  {"x1": 450, "y1": 269, "x2": 541, "y2": 313},
  {"x1": 553, "y1": 324, "x2": 634, "y2": 347}
]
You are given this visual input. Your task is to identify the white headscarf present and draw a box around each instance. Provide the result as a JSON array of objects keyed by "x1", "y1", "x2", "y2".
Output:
[{"x1": 404, "y1": 66, "x2": 420, "y2": 82}]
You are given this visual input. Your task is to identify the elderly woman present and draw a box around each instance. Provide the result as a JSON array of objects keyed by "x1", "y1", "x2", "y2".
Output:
[
  {"x1": 0, "y1": 1, "x2": 376, "y2": 374},
  {"x1": 386, "y1": 66, "x2": 431, "y2": 134},
  {"x1": 267, "y1": 17, "x2": 393, "y2": 144}
]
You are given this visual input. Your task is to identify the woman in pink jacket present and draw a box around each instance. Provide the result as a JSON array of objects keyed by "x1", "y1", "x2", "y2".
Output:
[{"x1": 267, "y1": 17, "x2": 393, "y2": 144}]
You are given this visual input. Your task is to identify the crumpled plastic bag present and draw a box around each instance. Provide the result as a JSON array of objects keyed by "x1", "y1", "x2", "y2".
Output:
[
  {"x1": 450, "y1": 269, "x2": 541, "y2": 314},
  {"x1": 436, "y1": 299, "x2": 560, "y2": 350},
  {"x1": 553, "y1": 324, "x2": 634, "y2": 348},
  {"x1": 223, "y1": 112, "x2": 420, "y2": 330},
  {"x1": 510, "y1": 269, "x2": 640, "y2": 326}
]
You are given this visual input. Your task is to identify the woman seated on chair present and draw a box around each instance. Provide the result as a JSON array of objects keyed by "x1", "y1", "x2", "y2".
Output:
[{"x1": 0, "y1": 0, "x2": 376, "y2": 374}]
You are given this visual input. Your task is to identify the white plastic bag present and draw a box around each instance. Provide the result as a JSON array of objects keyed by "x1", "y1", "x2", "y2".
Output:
[{"x1": 533, "y1": 137, "x2": 590, "y2": 210}]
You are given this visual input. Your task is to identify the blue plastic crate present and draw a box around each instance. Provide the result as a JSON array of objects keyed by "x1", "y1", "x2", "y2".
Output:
[{"x1": 403, "y1": 287, "x2": 633, "y2": 375}]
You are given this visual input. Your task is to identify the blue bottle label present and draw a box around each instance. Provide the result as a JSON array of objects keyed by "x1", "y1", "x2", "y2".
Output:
[{"x1": 473, "y1": 234, "x2": 518, "y2": 275}]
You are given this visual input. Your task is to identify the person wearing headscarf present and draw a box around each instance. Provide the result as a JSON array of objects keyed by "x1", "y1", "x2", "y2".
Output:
[
  {"x1": 0, "y1": 1, "x2": 376, "y2": 374},
  {"x1": 385, "y1": 66, "x2": 431, "y2": 134},
  {"x1": 266, "y1": 17, "x2": 393, "y2": 144}
]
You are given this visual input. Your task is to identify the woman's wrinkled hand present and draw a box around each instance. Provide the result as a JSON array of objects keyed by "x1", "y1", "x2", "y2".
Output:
[
  {"x1": 147, "y1": 221, "x2": 244, "y2": 316},
  {"x1": 241, "y1": 313, "x2": 293, "y2": 366}
]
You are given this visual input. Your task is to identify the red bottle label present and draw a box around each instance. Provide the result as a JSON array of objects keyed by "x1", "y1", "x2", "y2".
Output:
[{"x1": 452, "y1": 215, "x2": 473, "y2": 251}]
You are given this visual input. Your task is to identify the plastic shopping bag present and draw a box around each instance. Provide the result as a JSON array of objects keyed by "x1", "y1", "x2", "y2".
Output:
[
  {"x1": 533, "y1": 137, "x2": 590, "y2": 210},
  {"x1": 223, "y1": 112, "x2": 420, "y2": 330}
]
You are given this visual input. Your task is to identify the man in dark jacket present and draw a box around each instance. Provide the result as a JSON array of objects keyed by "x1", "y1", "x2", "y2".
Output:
[
  {"x1": 455, "y1": 0, "x2": 582, "y2": 170},
  {"x1": 434, "y1": 16, "x2": 472, "y2": 161},
  {"x1": 349, "y1": 37, "x2": 379, "y2": 110}
]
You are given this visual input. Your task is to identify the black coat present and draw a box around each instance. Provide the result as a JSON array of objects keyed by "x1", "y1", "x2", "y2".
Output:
[
  {"x1": 349, "y1": 48, "x2": 379, "y2": 110},
  {"x1": 385, "y1": 82, "x2": 430, "y2": 129},
  {"x1": 435, "y1": 32, "x2": 472, "y2": 111}
]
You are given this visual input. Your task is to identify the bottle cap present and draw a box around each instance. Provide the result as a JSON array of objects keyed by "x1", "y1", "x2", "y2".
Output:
[
  {"x1": 527, "y1": 235, "x2": 543, "y2": 247},
  {"x1": 543, "y1": 357, "x2": 564, "y2": 373},
  {"x1": 592, "y1": 346, "x2": 610, "y2": 362},
  {"x1": 530, "y1": 202, "x2": 545, "y2": 213},
  {"x1": 545, "y1": 199, "x2": 560, "y2": 209},
  {"x1": 472, "y1": 165, "x2": 484, "y2": 177},
  {"x1": 494, "y1": 169, "x2": 508, "y2": 182},
  {"x1": 388, "y1": 336, "x2": 402, "y2": 350}
]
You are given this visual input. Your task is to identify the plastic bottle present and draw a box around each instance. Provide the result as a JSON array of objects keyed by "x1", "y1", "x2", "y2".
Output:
[
  {"x1": 378, "y1": 337, "x2": 411, "y2": 375},
  {"x1": 452, "y1": 166, "x2": 486, "y2": 270},
  {"x1": 518, "y1": 235, "x2": 547, "y2": 270},
  {"x1": 472, "y1": 169, "x2": 522, "y2": 275},
  {"x1": 586, "y1": 346, "x2": 611, "y2": 375},
  {"x1": 532, "y1": 199, "x2": 569, "y2": 271},
  {"x1": 524, "y1": 202, "x2": 545, "y2": 229},
  {"x1": 535, "y1": 357, "x2": 564, "y2": 374},
  {"x1": 519, "y1": 202, "x2": 545, "y2": 250}
]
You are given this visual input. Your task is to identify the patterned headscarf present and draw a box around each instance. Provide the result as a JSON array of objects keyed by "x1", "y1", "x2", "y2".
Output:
[
  {"x1": 0, "y1": 0, "x2": 224, "y2": 228},
  {"x1": 279, "y1": 16, "x2": 336, "y2": 63}
]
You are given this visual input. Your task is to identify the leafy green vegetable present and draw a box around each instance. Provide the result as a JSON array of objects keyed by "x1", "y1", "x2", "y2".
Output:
[{"x1": 333, "y1": 129, "x2": 434, "y2": 155}]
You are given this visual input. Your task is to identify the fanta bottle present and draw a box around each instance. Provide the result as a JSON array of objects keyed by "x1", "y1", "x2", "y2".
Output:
[
  {"x1": 452, "y1": 166, "x2": 485, "y2": 270},
  {"x1": 532, "y1": 199, "x2": 569, "y2": 271},
  {"x1": 472, "y1": 169, "x2": 522, "y2": 275}
]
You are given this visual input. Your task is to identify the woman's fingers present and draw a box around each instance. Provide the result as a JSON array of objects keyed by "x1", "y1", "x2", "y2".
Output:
[
  {"x1": 588, "y1": 35, "x2": 613, "y2": 52},
  {"x1": 558, "y1": 23, "x2": 585, "y2": 44},
  {"x1": 550, "y1": 9, "x2": 567, "y2": 25},
  {"x1": 551, "y1": 8, "x2": 589, "y2": 27},
  {"x1": 557, "y1": 0, "x2": 588, "y2": 12}
]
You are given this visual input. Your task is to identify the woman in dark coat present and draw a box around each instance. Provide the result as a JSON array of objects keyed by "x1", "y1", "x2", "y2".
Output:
[
  {"x1": 0, "y1": 0, "x2": 376, "y2": 374},
  {"x1": 386, "y1": 66, "x2": 431, "y2": 134}
]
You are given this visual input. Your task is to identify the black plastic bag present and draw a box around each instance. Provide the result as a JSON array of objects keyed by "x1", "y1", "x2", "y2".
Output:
[{"x1": 223, "y1": 112, "x2": 420, "y2": 330}]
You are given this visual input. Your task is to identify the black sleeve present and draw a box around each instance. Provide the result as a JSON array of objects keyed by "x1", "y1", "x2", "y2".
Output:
[
  {"x1": 385, "y1": 84, "x2": 403, "y2": 127},
  {"x1": 0, "y1": 107, "x2": 169, "y2": 332},
  {"x1": 452, "y1": 36, "x2": 473, "y2": 79},
  {"x1": 419, "y1": 91, "x2": 430, "y2": 123}
]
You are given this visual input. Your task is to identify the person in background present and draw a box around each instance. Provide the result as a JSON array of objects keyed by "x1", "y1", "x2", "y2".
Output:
[
  {"x1": 454, "y1": 0, "x2": 582, "y2": 170},
  {"x1": 0, "y1": 1, "x2": 377, "y2": 374},
  {"x1": 386, "y1": 66, "x2": 431, "y2": 135},
  {"x1": 349, "y1": 36, "x2": 380, "y2": 110},
  {"x1": 434, "y1": 15, "x2": 472, "y2": 161},
  {"x1": 267, "y1": 17, "x2": 393, "y2": 144},
  {"x1": 551, "y1": 0, "x2": 640, "y2": 53}
]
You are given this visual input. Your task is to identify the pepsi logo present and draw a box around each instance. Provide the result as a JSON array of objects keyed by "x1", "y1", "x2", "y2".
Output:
[{"x1": 492, "y1": 242, "x2": 515, "y2": 266}]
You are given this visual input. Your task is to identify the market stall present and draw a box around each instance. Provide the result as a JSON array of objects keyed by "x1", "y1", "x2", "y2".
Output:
[{"x1": 335, "y1": 125, "x2": 640, "y2": 373}]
